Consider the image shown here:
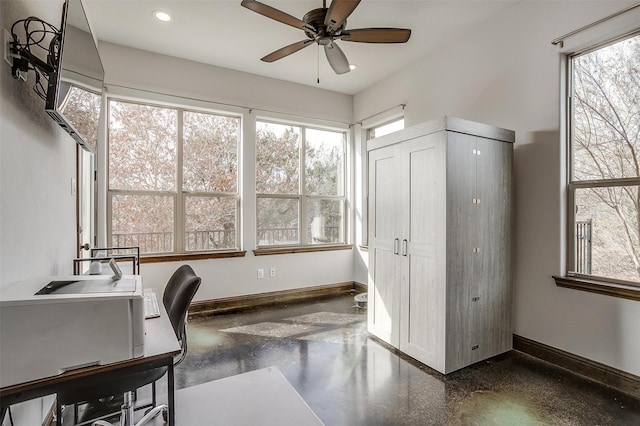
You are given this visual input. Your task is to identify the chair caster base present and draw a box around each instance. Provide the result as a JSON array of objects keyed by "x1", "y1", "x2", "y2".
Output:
[{"x1": 91, "y1": 403, "x2": 168, "y2": 426}]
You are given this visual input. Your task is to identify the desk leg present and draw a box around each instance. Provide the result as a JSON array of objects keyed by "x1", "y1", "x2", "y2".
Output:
[{"x1": 168, "y1": 361, "x2": 175, "y2": 426}]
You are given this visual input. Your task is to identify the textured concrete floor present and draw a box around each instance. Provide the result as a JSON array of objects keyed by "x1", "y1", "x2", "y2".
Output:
[
  {"x1": 175, "y1": 292, "x2": 640, "y2": 425},
  {"x1": 68, "y1": 292, "x2": 640, "y2": 425}
]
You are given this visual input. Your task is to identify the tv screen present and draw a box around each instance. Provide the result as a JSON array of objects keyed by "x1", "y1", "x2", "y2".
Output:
[{"x1": 46, "y1": 0, "x2": 104, "y2": 153}]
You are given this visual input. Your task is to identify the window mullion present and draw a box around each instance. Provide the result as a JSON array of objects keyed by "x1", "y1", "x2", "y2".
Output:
[
  {"x1": 107, "y1": 191, "x2": 113, "y2": 247},
  {"x1": 567, "y1": 56, "x2": 575, "y2": 184},
  {"x1": 343, "y1": 132, "x2": 348, "y2": 244},
  {"x1": 108, "y1": 189, "x2": 176, "y2": 197},
  {"x1": 300, "y1": 127, "x2": 307, "y2": 246},
  {"x1": 176, "y1": 109, "x2": 184, "y2": 254},
  {"x1": 567, "y1": 186, "x2": 577, "y2": 274},
  {"x1": 570, "y1": 177, "x2": 640, "y2": 188}
]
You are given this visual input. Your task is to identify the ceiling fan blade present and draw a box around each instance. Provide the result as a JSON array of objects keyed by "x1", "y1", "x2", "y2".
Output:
[
  {"x1": 339, "y1": 28, "x2": 411, "y2": 43},
  {"x1": 325, "y1": 0, "x2": 361, "y2": 33},
  {"x1": 324, "y1": 42, "x2": 350, "y2": 74},
  {"x1": 241, "y1": 0, "x2": 314, "y2": 33},
  {"x1": 261, "y1": 39, "x2": 315, "y2": 62}
]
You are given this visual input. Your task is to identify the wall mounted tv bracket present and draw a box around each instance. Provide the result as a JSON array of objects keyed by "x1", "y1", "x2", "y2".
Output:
[{"x1": 8, "y1": 17, "x2": 59, "y2": 99}]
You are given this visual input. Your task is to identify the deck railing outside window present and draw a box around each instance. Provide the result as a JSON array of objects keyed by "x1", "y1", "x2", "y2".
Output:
[
  {"x1": 114, "y1": 226, "x2": 341, "y2": 254},
  {"x1": 575, "y1": 220, "x2": 592, "y2": 274}
]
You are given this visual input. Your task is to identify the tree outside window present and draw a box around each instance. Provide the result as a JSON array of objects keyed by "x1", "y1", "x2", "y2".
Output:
[
  {"x1": 569, "y1": 32, "x2": 640, "y2": 283},
  {"x1": 108, "y1": 99, "x2": 240, "y2": 255},
  {"x1": 256, "y1": 120, "x2": 347, "y2": 247}
]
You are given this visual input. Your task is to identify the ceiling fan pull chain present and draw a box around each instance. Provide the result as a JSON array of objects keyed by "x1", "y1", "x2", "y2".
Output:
[{"x1": 317, "y1": 45, "x2": 320, "y2": 84}]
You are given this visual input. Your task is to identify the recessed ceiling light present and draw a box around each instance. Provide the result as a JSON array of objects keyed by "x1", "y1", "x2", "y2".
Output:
[
  {"x1": 153, "y1": 11, "x2": 172, "y2": 22},
  {"x1": 349, "y1": 64, "x2": 357, "y2": 71}
]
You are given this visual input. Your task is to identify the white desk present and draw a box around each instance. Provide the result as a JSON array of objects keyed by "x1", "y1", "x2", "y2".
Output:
[
  {"x1": 0, "y1": 275, "x2": 145, "y2": 388},
  {"x1": 0, "y1": 301, "x2": 180, "y2": 425}
]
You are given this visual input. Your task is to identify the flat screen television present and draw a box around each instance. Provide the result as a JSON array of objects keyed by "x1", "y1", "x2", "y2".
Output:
[{"x1": 45, "y1": 0, "x2": 104, "y2": 153}]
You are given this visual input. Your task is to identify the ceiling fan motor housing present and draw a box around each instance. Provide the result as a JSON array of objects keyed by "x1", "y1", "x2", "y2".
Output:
[{"x1": 303, "y1": 8, "x2": 345, "y2": 41}]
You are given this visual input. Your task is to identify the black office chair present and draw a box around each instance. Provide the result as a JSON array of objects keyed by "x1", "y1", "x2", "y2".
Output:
[{"x1": 56, "y1": 265, "x2": 201, "y2": 426}]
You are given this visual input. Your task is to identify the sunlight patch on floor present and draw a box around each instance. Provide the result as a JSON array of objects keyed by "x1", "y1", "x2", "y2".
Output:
[
  {"x1": 452, "y1": 390, "x2": 550, "y2": 426},
  {"x1": 221, "y1": 322, "x2": 324, "y2": 338},
  {"x1": 284, "y1": 312, "x2": 364, "y2": 325}
]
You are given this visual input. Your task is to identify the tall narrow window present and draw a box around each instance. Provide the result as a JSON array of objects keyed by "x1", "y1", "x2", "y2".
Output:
[
  {"x1": 59, "y1": 84, "x2": 101, "y2": 152},
  {"x1": 107, "y1": 99, "x2": 240, "y2": 255},
  {"x1": 568, "y1": 32, "x2": 640, "y2": 284},
  {"x1": 256, "y1": 120, "x2": 347, "y2": 247}
]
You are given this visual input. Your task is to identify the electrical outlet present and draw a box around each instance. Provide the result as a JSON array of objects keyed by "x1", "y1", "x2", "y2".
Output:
[
  {"x1": 257, "y1": 268, "x2": 264, "y2": 279},
  {"x1": 270, "y1": 267, "x2": 276, "y2": 277},
  {"x1": 4, "y1": 29, "x2": 13, "y2": 66}
]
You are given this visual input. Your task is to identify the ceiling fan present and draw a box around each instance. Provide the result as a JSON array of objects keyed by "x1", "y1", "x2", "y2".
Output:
[{"x1": 240, "y1": 0, "x2": 411, "y2": 75}]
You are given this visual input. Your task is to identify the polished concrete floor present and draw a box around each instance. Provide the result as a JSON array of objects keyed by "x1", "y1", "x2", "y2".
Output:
[
  {"x1": 68, "y1": 291, "x2": 640, "y2": 425},
  {"x1": 174, "y1": 292, "x2": 640, "y2": 425}
]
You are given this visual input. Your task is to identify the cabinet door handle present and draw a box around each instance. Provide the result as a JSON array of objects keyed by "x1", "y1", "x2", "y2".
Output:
[
  {"x1": 393, "y1": 238, "x2": 399, "y2": 255},
  {"x1": 402, "y1": 239, "x2": 408, "y2": 256}
]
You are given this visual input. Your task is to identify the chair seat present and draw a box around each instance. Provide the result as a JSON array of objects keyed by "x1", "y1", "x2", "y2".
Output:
[{"x1": 57, "y1": 367, "x2": 167, "y2": 406}]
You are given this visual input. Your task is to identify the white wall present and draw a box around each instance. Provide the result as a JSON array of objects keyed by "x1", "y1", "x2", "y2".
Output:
[
  {"x1": 354, "y1": 0, "x2": 640, "y2": 375},
  {"x1": 98, "y1": 42, "x2": 356, "y2": 300},
  {"x1": 1, "y1": 0, "x2": 77, "y2": 285},
  {"x1": 1, "y1": 1, "x2": 77, "y2": 423}
]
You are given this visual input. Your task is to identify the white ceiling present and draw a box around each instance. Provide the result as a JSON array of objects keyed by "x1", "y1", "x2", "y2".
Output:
[{"x1": 83, "y1": 0, "x2": 520, "y2": 95}]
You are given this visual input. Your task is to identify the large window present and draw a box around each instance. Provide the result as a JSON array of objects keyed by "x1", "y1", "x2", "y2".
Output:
[
  {"x1": 108, "y1": 99, "x2": 240, "y2": 255},
  {"x1": 256, "y1": 120, "x2": 347, "y2": 247},
  {"x1": 567, "y1": 32, "x2": 640, "y2": 285}
]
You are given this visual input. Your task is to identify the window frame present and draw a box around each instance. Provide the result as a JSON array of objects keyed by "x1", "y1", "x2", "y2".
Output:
[
  {"x1": 255, "y1": 118, "x2": 349, "y2": 249},
  {"x1": 366, "y1": 117, "x2": 405, "y2": 141},
  {"x1": 563, "y1": 30, "x2": 640, "y2": 289},
  {"x1": 106, "y1": 97, "x2": 242, "y2": 257}
]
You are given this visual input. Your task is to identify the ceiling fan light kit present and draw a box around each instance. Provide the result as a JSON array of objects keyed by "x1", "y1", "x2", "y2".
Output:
[{"x1": 240, "y1": 0, "x2": 411, "y2": 75}]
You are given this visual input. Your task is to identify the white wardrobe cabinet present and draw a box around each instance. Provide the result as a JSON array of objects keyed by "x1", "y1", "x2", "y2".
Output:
[{"x1": 367, "y1": 116, "x2": 514, "y2": 374}]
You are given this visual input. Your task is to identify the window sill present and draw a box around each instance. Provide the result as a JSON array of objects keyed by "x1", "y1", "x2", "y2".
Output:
[
  {"x1": 253, "y1": 244, "x2": 353, "y2": 256},
  {"x1": 553, "y1": 275, "x2": 640, "y2": 301},
  {"x1": 141, "y1": 251, "x2": 246, "y2": 264}
]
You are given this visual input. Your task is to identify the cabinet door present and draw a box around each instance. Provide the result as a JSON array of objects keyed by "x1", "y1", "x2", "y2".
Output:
[
  {"x1": 445, "y1": 132, "x2": 479, "y2": 372},
  {"x1": 368, "y1": 144, "x2": 402, "y2": 347},
  {"x1": 474, "y1": 137, "x2": 513, "y2": 360},
  {"x1": 399, "y1": 133, "x2": 447, "y2": 371}
]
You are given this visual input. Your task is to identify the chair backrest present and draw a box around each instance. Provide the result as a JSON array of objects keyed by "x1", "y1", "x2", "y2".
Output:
[{"x1": 162, "y1": 265, "x2": 201, "y2": 341}]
